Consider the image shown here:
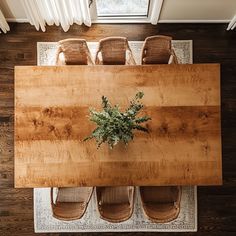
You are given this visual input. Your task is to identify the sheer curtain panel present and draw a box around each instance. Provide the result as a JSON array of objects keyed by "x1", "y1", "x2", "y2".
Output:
[
  {"x1": 0, "y1": 9, "x2": 10, "y2": 33},
  {"x1": 150, "y1": 0, "x2": 163, "y2": 25},
  {"x1": 227, "y1": 15, "x2": 236, "y2": 30},
  {"x1": 21, "y1": 0, "x2": 91, "y2": 32}
]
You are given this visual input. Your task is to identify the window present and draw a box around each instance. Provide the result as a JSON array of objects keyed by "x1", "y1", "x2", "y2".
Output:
[
  {"x1": 90, "y1": 0, "x2": 153, "y2": 23},
  {"x1": 96, "y1": 0, "x2": 149, "y2": 17}
]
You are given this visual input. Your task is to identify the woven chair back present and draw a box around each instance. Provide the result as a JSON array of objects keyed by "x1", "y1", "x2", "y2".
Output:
[
  {"x1": 142, "y1": 35, "x2": 173, "y2": 64},
  {"x1": 57, "y1": 38, "x2": 93, "y2": 65},
  {"x1": 96, "y1": 37, "x2": 135, "y2": 65}
]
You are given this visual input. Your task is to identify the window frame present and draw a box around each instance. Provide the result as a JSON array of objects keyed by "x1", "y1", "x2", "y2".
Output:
[{"x1": 90, "y1": 0, "x2": 155, "y2": 23}]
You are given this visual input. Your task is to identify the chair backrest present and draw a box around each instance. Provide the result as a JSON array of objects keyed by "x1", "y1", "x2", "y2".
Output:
[
  {"x1": 95, "y1": 37, "x2": 135, "y2": 65},
  {"x1": 57, "y1": 38, "x2": 92, "y2": 65},
  {"x1": 141, "y1": 35, "x2": 173, "y2": 64},
  {"x1": 50, "y1": 187, "x2": 93, "y2": 221}
]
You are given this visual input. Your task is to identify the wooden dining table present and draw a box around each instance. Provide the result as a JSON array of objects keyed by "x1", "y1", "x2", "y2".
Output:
[{"x1": 14, "y1": 64, "x2": 222, "y2": 188}]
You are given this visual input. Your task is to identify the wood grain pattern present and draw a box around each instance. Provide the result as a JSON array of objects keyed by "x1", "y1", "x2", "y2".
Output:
[
  {"x1": 0, "y1": 22, "x2": 235, "y2": 236},
  {"x1": 14, "y1": 64, "x2": 222, "y2": 187}
]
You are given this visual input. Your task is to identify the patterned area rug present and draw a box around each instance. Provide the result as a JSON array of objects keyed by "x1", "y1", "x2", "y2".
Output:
[{"x1": 35, "y1": 40, "x2": 197, "y2": 233}]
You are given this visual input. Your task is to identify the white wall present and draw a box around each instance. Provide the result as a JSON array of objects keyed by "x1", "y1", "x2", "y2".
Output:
[
  {"x1": 159, "y1": 0, "x2": 236, "y2": 22},
  {"x1": 0, "y1": 0, "x2": 235, "y2": 22},
  {"x1": 0, "y1": 0, "x2": 26, "y2": 21}
]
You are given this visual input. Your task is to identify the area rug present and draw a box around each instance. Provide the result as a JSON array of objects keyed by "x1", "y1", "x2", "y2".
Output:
[{"x1": 34, "y1": 40, "x2": 197, "y2": 233}]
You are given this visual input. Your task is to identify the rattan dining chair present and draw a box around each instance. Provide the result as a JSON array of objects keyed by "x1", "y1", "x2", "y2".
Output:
[
  {"x1": 141, "y1": 35, "x2": 178, "y2": 64},
  {"x1": 55, "y1": 38, "x2": 94, "y2": 65},
  {"x1": 51, "y1": 187, "x2": 93, "y2": 221},
  {"x1": 95, "y1": 36, "x2": 136, "y2": 65},
  {"x1": 140, "y1": 186, "x2": 181, "y2": 223},
  {"x1": 96, "y1": 186, "x2": 135, "y2": 223}
]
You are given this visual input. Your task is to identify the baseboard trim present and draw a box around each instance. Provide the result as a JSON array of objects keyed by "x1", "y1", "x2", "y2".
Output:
[
  {"x1": 158, "y1": 19, "x2": 230, "y2": 23},
  {"x1": 6, "y1": 18, "x2": 29, "y2": 23},
  {"x1": 6, "y1": 18, "x2": 230, "y2": 24}
]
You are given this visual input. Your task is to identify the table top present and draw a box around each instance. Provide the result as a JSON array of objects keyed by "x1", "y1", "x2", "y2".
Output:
[{"x1": 14, "y1": 64, "x2": 222, "y2": 188}]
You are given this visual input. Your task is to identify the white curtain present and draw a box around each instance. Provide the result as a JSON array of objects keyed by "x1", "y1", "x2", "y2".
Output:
[
  {"x1": 21, "y1": 0, "x2": 91, "y2": 32},
  {"x1": 150, "y1": 0, "x2": 163, "y2": 25},
  {"x1": 227, "y1": 15, "x2": 236, "y2": 30},
  {"x1": 0, "y1": 9, "x2": 10, "y2": 33}
]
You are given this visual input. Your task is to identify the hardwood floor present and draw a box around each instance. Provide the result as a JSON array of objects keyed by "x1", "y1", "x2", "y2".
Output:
[{"x1": 0, "y1": 23, "x2": 236, "y2": 235}]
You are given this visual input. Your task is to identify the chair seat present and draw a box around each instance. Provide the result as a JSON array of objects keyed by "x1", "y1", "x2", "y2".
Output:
[
  {"x1": 95, "y1": 37, "x2": 136, "y2": 65},
  {"x1": 141, "y1": 35, "x2": 178, "y2": 65},
  {"x1": 51, "y1": 187, "x2": 93, "y2": 221},
  {"x1": 57, "y1": 187, "x2": 92, "y2": 203},
  {"x1": 99, "y1": 186, "x2": 132, "y2": 204},
  {"x1": 56, "y1": 38, "x2": 94, "y2": 65},
  {"x1": 140, "y1": 186, "x2": 181, "y2": 223},
  {"x1": 143, "y1": 53, "x2": 171, "y2": 64},
  {"x1": 96, "y1": 186, "x2": 135, "y2": 223},
  {"x1": 140, "y1": 186, "x2": 180, "y2": 203}
]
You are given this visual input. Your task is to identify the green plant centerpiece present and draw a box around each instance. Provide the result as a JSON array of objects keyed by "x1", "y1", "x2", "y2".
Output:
[{"x1": 84, "y1": 92, "x2": 151, "y2": 149}]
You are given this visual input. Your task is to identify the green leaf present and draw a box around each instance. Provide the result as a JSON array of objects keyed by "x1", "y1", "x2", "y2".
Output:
[
  {"x1": 84, "y1": 91, "x2": 151, "y2": 148},
  {"x1": 135, "y1": 91, "x2": 144, "y2": 100}
]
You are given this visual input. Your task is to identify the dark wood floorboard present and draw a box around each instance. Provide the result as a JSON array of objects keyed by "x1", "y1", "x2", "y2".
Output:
[{"x1": 0, "y1": 23, "x2": 236, "y2": 235}]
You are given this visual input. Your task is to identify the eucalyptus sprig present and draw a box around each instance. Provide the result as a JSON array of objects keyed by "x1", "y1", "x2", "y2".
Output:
[{"x1": 84, "y1": 92, "x2": 151, "y2": 149}]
